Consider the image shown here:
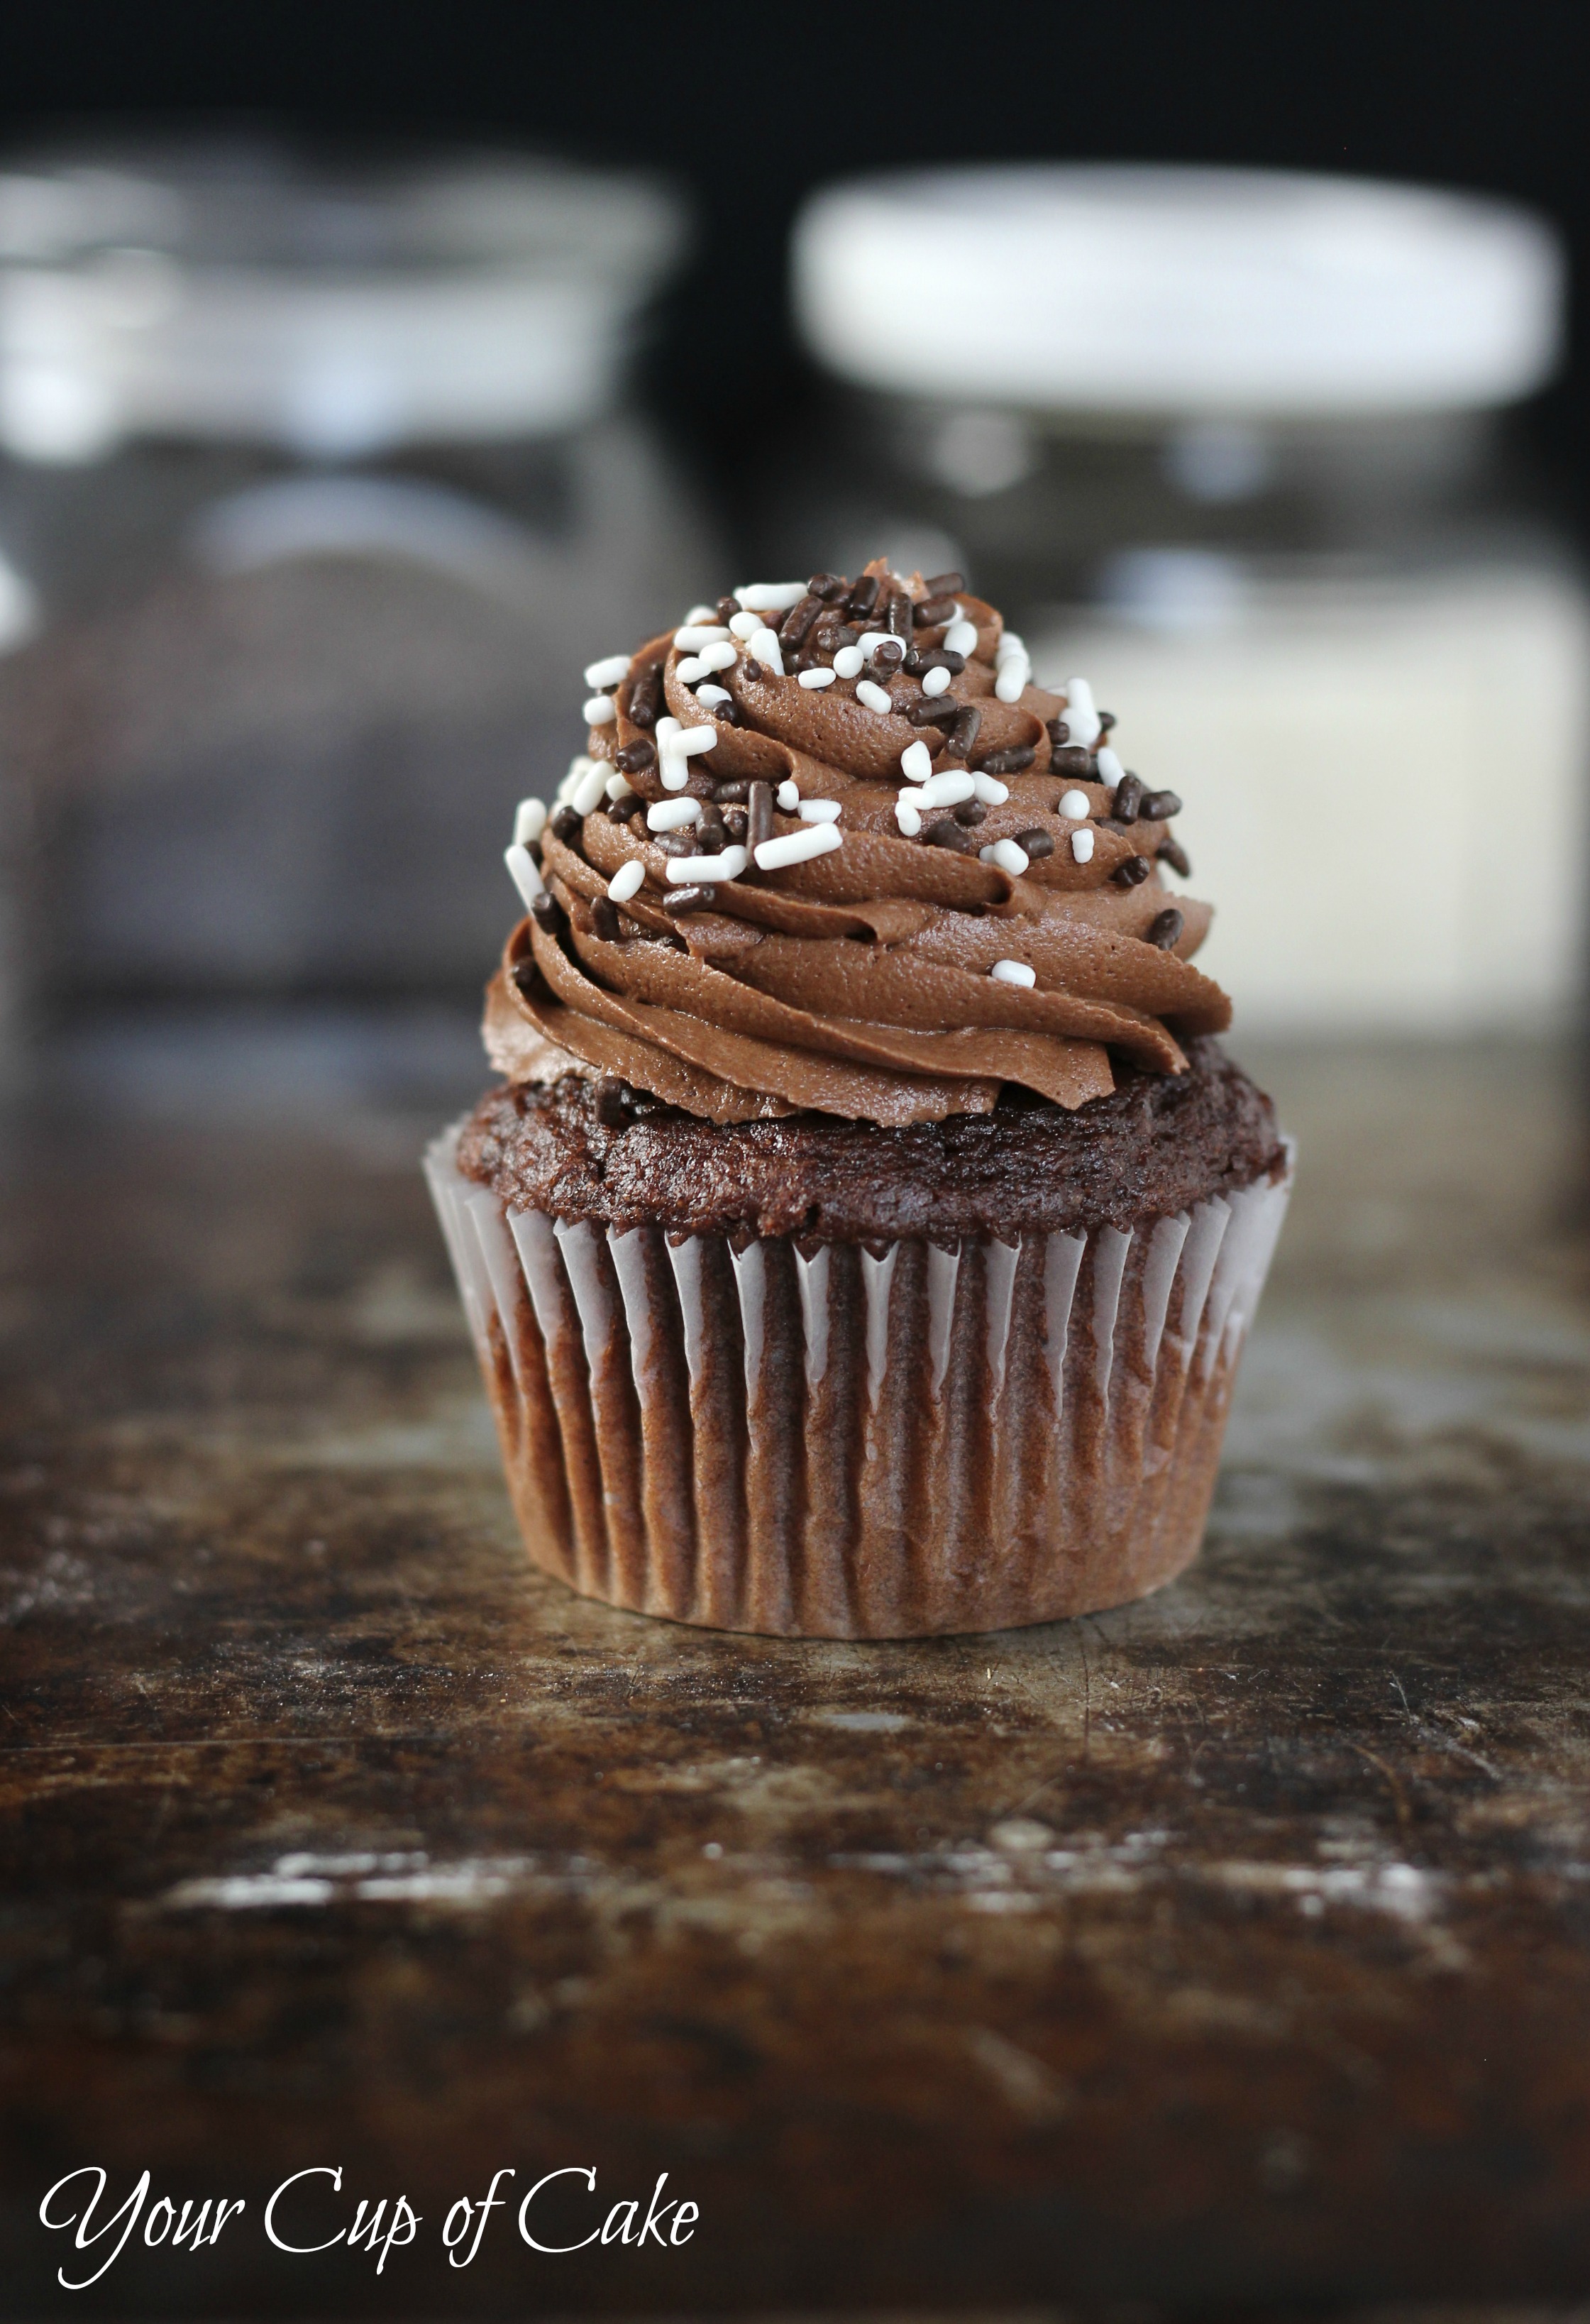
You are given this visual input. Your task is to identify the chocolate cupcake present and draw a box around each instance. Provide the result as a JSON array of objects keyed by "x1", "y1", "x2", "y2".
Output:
[{"x1": 428, "y1": 562, "x2": 1291, "y2": 1636}]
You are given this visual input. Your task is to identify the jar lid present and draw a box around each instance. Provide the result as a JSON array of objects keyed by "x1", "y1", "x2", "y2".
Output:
[
  {"x1": 0, "y1": 139, "x2": 685, "y2": 461},
  {"x1": 794, "y1": 164, "x2": 1563, "y2": 417}
]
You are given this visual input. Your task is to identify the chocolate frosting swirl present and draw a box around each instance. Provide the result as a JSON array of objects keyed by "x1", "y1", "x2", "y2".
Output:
[{"x1": 490, "y1": 561, "x2": 1230, "y2": 1125}]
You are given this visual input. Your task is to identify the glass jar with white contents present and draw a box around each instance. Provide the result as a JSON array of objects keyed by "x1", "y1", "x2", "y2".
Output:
[{"x1": 778, "y1": 165, "x2": 1584, "y2": 1037}]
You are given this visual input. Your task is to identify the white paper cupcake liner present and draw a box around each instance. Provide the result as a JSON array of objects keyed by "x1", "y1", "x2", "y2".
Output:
[{"x1": 426, "y1": 1124, "x2": 1293, "y2": 1637}]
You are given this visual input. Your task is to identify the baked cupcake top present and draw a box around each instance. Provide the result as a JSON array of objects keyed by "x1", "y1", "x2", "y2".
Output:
[{"x1": 492, "y1": 560, "x2": 1230, "y2": 1127}]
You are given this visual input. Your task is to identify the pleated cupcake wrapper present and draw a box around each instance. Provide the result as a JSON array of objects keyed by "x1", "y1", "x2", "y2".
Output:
[{"x1": 426, "y1": 1127, "x2": 1293, "y2": 1637}]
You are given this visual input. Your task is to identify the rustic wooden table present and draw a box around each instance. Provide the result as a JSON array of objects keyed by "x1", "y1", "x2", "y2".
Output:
[{"x1": 3, "y1": 1023, "x2": 1589, "y2": 2318}]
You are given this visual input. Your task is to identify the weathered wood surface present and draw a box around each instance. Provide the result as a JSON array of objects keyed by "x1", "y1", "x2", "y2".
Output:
[{"x1": 2, "y1": 1037, "x2": 1589, "y2": 2316}]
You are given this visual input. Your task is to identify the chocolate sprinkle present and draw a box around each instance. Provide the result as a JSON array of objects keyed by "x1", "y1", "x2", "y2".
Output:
[
  {"x1": 778, "y1": 593, "x2": 822, "y2": 649},
  {"x1": 976, "y1": 744, "x2": 1036, "y2": 776},
  {"x1": 662, "y1": 886, "x2": 708, "y2": 915},
  {"x1": 1147, "y1": 907, "x2": 1185, "y2": 949},
  {"x1": 914, "y1": 594, "x2": 959, "y2": 627},
  {"x1": 1014, "y1": 827, "x2": 1054, "y2": 858},
  {"x1": 551, "y1": 806, "x2": 583, "y2": 847},
  {"x1": 844, "y1": 573, "x2": 880, "y2": 621},
  {"x1": 1113, "y1": 854, "x2": 1152, "y2": 887},
  {"x1": 924, "y1": 570, "x2": 965, "y2": 596},
  {"x1": 1113, "y1": 773, "x2": 1144, "y2": 823},
  {"x1": 922, "y1": 817, "x2": 976, "y2": 852},
  {"x1": 591, "y1": 896, "x2": 622, "y2": 942},
  {"x1": 947, "y1": 705, "x2": 982, "y2": 760},
  {"x1": 714, "y1": 596, "x2": 739, "y2": 626},
  {"x1": 626, "y1": 659, "x2": 663, "y2": 729},
  {"x1": 1046, "y1": 718, "x2": 1070, "y2": 747},
  {"x1": 528, "y1": 891, "x2": 563, "y2": 933},
  {"x1": 808, "y1": 573, "x2": 849, "y2": 602},
  {"x1": 1141, "y1": 788, "x2": 1183, "y2": 821},
  {"x1": 1050, "y1": 745, "x2": 1093, "y2": 778},
  {"x1": 1157, "y1": 838, "x2": 1192, "y2": 878},
  {"x1": 614, "y1": 737, "x2": 656, "y2": 774},
  {"x1": 594, "y1": 1076, "x2": 631, "y2": 1128},
  {"x1": 953, "y1": 800, "x2": 988, "y2": 827},
  {"x1": 711, "y1": 780, "x2": 750, "y2": 803},
  {"x1": 886, "y1": 590, "x2": 913, "y2": 641},
  {"x1": 747, "y1": 781, "x2": 773, "y2": 853}
]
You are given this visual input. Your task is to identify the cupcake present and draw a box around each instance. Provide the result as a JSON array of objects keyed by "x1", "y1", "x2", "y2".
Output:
[{"x1": 428, "y1": 563, "x2": 1291, "y2": 1637}]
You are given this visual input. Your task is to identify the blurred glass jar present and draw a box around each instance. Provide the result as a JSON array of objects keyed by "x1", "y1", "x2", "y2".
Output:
[
  {"x1": 0, "y1": 138, "x2": 716, "y2": 1041},
  {"x1": 781, "y1": 165, "x2": 1586, "y2": 1036}
]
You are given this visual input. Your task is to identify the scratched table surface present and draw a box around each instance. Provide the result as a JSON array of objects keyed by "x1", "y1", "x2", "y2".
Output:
[{"x1": 3, "y1": 1013, "x2": 1590, "y2": 2320}]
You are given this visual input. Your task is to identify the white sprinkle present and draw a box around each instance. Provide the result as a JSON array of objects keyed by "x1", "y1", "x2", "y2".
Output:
[
  {"x1": 775, "y1": 780, "x2": 799, "y2": 811},
  {"x1": 1064, "y1": 676, "x2": 1101, "y2": 749},
  {"x1": 607, "y1": 859, "x2": 645, "y2": 903},
  {"x1": 728, "y1": 610, "x2": 763, "y2": 639},
  {"x1": 898, "y1": 786, "x2": 927, "y2": 808},
  {"x1": 995, "y1": 629, "x2": 1026, "y2": 662},
  {"x1": 666, "y1": 845, "x2": 749, "y2": 884},
  {"x1": 746, "y1": 629, "x2": 785, "y2": 675},
  {"x1": 981, "y1": 838, "x2": 1030, "y2": 876},
  {"x1": 832, "y1": 646, "x2": 865, "y2": 680},
  {"x1": 1059, "y1": 788, "x2": 1092, "y2": 819},
  {"x1": 673, "y1": 625, "x2": 730, "y2": 651},
  {"x1": 604, "y1": 771, "x2": 631, "y2": 800},
  {"x1": 1095, "y1": 744, "x2": 1125, "y2": 786},
  {"x1": 504, "y1": 844, "x2": 545, "y2": 908},
  {"x1": 971, "y1": 772, "x2": 1009, "y2": 804},
  {"x1": 900, "y1": 738, "x2": 934, "y2": 782},
  {"x1": 994, "y1": 658, "x2": 1029, "y2": 703},
  {"x1": 583, "y1": 653, "x2": 630, "y2": 690},
  {"x1": 856, "y1": 679, "x2": 893, "y2": 715},
  {"x1": 1071, "y1": 827, "x2": 1095, "y2": 864},
  {"x1": 557, "y1": 753, "x2": 595, "y2": 805},
  {"x1": 944, "y1": 619, "x2": 978, "y2": 656},
  {"x1": 695, "y1": 684, "x2": 731, "y2": 706},
  {"x1": 583, "y1": 693, "x2": 619, "y2": 725},
  {"x1": 674, "y1": 725, "x2": 717, "y2": 756},
  {"x1": 571, "y1": 763, "x2": 609, "y2": 815},
  {"x1": 675, "y1": 656, "x2": 707, "y2": 685},
  {"x1": 697, "y1": 641, "x2": 737, "y2": 673},
  {"x1": 646, "y1": 798, "x2": 702, "y2": 831},
  {"x1": 922, "y1": 665, "x2": 952, "y2": 697},
  {"x1": 513, "y1": 798, "x2": 547, "y2": 847},
  {"x1": 990, "y1": 958, "x2": 1035, "y2": 988},
  {"x1": 660, "y1": 761, "x2": 690, "y2": 793},
  {"x1": 683, "y1": 604, "x2": 717, "y2": 625},
  {"x1": 895, "y1": 801, "x2": 922, "y2": 836},
  {"x1": 920, "y1": 769, "x2": 975, "y2": 808},
  {"x1": 798, "y1": 666, "x2": 837, "y2": 689},
  {"x1": 797, "y1": 798, "x2": 841, "y2": 823},
  {"x1": 656, "y1": 717, "x2": 680, "y2": 744},
  {"x1": 734, "y1": 580, "x2": 807, "y2": 612},
  {"x1": 754, "y1": 824, "x2": 844, "y2": 870}
]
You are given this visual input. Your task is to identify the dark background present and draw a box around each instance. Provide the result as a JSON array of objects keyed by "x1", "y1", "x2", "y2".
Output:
[{"x1": 4, "y1": 0, "x2": 1589, "y2": 530}]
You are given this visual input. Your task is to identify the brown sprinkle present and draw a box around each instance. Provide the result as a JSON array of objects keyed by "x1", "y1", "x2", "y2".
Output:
[
  {"x1": 626, "y1": 659, "x2": 663, "y2": 729},
  {"x1": 808, "y1": 573, "x2": 849, "y2": 601},
  {"x1": 614, "y1": 737, "x2": 656, "y2": 774},
  {"x1": 591, "y1": 896, "x2": 622, "y2": 942},
  {"x1": 1147, "y1": 908, "x2": 1184, "y2": 949},
  {"x1": 886, "y1": 590, "x2": 913, "y2": 640},
  {"x1": 711, "y1": 779, "x2": 750, "y2": 803},
  {"x1": 1015, "y1": 827, "x2": 1054, "y2": 858},
  {"x1": 528, "y1": 892, "x2": 563, "y2": 933},
  {"x1": 1113, "y1": 854, "x2": 1152, "y2": 887},
  {"x1": 924, "y1": 569, "x2": 965, "y2": 596},
  {"x1": 1098, "y1": 710, "x2": 1117, "y2": 732},
  {"x1": 953, "y1": 800, "x2": 987, "y2": 827},
  {"x1": 1112, "y1": 772, "x2": 1144, "y2": 822},
  {"x1": 1046, "y1": 717, "x2": 1070, "y2": 747},
  {"x1": 714, "y1": 595, "x2": 739, "y2": 626},
  {"x1": 844, "y1": 573, "x2": 880, "y2": 620},
  {"x1": 663, "y1": 886, "x2": 709, "y2": 915},
  {"x1": 606, "y1": 791, "x2": 644, "y2": 821},
  {"x1": 551, "y1": 806, "x2": 583, "y2": 846},
  {"x1": 976, "y1": 743, "x2": 1035, "y2": 776},
  {"x1": 914, "y1": 594, "x2": 959, "y2": 627},
  {"x1": 723, "y1": 806, "x2": 748, "y2": 842},
  {"x1": 947, "y1": 704, "x2": 982, "y2": 759},
  {"x1": 1050, "y1": 744, "x2": 1093, "y2": 778},
  {"x1": 778, "y1": 593, "x2": 822, "y2": 649},
  {"x1": 922, "y1": 817, "x2": 976, "y2": 852},
  {"x1": 1157, "y1": 838, "x2": 1192, "y2": 877},
  {"x1": 747, "y1": 781, "x2": 774, "y2": 852},
  {"x1": 1140, "y1": 788, "x2": 1183, "y2": 820}
]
